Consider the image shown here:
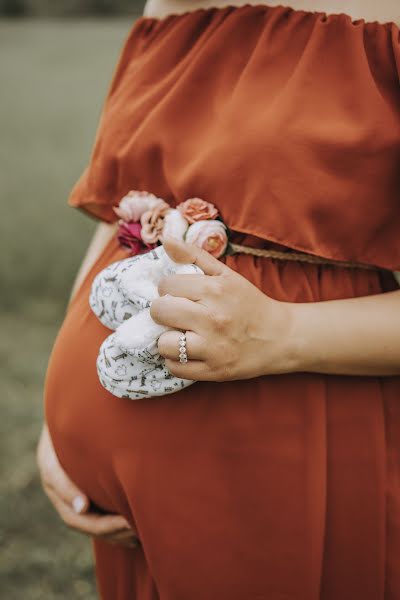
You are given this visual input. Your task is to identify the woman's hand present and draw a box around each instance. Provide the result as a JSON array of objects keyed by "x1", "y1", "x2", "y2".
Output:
[
  {"x1": 151, "y1": 236, "x2": 295, "y2": 381},
  {"x1": 152, "y1": 237, "x2": 400, "y2": 379},
  {"x1": 37, "y1": 424, "x2": 139, "y2": 548}
]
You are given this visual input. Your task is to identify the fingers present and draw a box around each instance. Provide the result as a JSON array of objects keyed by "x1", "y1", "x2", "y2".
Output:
[
  {"x1": 49, "y1": 463, "x2": 90, "y2": 514},
  {"x1": 37, "y1": 426, "x2": 90, "y2": 514},
  {"x1": 163, "y1": 235, "x2": 226, "y2": 276},
  {"x1": 71, "y1": 513, "x2": 133, "y2": 537},
  {"x1": 158, "y1": 273, "x2": 214, "y2": 301},
  {"x1": 150, "y1": 295, "x2": 207, "y2": 332},
  {"x1": 164, "y1": 358, "x2": 213, "y2": 381},
  {"x1": 37, "y1": 425, "x2": 89, "y2": 514},
  {"x1": 38, "y1": 425, "x2": 139, "y2": 547},
  {"x1": 47, "y1": 486, "x2": 138, "y2": 541},
  {"x1": 106, "y1": 531, "x2": 140, "y2": 549},
  {"x1": 106, "y1": 529, "x2": 139, "y2": 544},
  {"x1": 157, "y1": 330, "x2": 206, "y2": 361}
]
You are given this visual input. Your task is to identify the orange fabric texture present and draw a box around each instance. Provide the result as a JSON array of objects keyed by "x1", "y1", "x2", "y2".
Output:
[
  {"x1": 45, "y1": 4, "x2": 400, "y2": 599},
  {"x1": 68, "y1": 3, "x2": 400, "y2": 269}
]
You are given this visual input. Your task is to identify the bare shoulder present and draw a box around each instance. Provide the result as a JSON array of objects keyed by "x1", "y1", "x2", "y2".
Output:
[{"x1": 142, "y1": 0, "x2": 399, "y2": 25}]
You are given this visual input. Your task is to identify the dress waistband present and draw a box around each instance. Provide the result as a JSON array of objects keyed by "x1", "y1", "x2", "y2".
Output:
[
  {"x1": 112, "y1": 196, "x2": 386, "y2": 272},
  {"x1": 228, "y1": 242, "x2": 384, "y2": 272}
]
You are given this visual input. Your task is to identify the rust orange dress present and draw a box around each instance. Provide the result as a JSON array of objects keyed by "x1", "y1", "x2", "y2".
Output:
[{"x1": 44, "y1": 4, "x2": 400, "y2": 599}]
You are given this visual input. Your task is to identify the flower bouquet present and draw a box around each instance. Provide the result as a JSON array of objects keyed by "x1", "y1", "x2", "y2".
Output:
[{"x1": 113, "y1": 190, "x2": 233, "y2": 258}]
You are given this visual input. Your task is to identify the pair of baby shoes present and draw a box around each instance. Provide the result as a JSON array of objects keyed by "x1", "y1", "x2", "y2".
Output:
[{"x1": 89, "y1": 244, "x2": 203, "y2": 400}]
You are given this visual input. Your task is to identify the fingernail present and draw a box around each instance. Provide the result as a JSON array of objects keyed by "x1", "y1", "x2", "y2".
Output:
[{"x1": 72, "y1": 496, "x2": 86, "y2": 514}]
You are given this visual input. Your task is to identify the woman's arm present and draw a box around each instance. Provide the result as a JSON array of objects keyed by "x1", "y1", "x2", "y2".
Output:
[
  {"x1": 288, "y1": 288, "x2": 400, "y2": 376},
  {"x1": 68, "y1": 221, "x2": 117, "y2": 304}
]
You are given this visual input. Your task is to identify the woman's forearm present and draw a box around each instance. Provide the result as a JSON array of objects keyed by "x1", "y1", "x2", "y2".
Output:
[
  {"x1": 68, "y1": 221, "x2": 117, "y2": 304},
  {"x1": 286, "y1": 288, "x2": 400, "y2": 376}
]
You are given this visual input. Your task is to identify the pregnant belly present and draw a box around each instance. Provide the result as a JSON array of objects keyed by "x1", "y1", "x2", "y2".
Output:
[{"x1": 44, "y1": 233, "x2": 396, "y2": 537}]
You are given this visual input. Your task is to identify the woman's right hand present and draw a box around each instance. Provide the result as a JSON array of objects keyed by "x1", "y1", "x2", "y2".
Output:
[{"x1": 37, "y1": 424, "x2": 139, "y2": 548}]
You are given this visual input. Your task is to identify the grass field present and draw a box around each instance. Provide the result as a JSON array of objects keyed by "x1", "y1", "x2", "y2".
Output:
[{"x1": 0, "y1": 17, "x2": 138, "y2": 598}]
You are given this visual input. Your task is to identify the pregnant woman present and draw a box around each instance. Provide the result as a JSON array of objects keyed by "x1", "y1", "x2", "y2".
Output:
[{"x1": 38, "y1": 0, "x2": 400, "y2": 598}]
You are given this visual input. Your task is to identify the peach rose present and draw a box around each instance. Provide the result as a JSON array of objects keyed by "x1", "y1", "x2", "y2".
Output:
[
  {"x1": 177, "y1": 197, "x2": 219, "y2": 224},
  {"x1": 185, "y1": 220, "x2": 228, "y2": 258},
  {"x1": 113, "y1": 190, "x2": 168, "y2": 223}
]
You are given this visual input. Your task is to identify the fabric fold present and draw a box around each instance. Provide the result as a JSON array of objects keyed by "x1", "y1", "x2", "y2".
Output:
[{"x1": 68, "y1": 4, "x2": 400, "y2": 270}]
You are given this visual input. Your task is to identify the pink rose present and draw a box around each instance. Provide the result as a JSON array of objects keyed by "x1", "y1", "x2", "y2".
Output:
[
  {"x1": 113, "y1": 190, "x2": 168, "y2": 223},
  {"x1": 185, "y1": 220, "x2": 228, "y2": 258},
  {"x1": 177, "y1": 197, "x2": 219, "y2": 224},
  {"x1": 117, "y1": 221, "x2": 157, "y2": 254},
  {"x1": 140, "y1": 203, "x2": 171, "y2": 244}
]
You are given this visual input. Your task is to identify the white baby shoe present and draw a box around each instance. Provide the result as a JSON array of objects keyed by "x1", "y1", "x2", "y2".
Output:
[{"x1": 90, "y1": 244, "x2": 204, "y2": 399}]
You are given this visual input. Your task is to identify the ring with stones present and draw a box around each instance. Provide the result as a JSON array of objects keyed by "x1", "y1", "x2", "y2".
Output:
[{"x1": 178, "y1": 332, "x2": 188, "y2": 363}]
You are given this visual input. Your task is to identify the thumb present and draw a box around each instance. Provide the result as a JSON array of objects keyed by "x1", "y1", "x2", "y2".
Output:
[
  {"x1": 54, "y1": 467, "x2": 90, "y2": 514},
  {"x1": 162, "y1": 235, "x2": 225, "y2": 277}
]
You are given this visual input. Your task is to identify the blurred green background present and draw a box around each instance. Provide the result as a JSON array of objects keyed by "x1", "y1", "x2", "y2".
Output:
[
  {"x1": 0, "y1": 0, "x2": 144, "y2": 16},
  {"x1": 1, "y1": 4, "x2": 144, "y2": 597}
]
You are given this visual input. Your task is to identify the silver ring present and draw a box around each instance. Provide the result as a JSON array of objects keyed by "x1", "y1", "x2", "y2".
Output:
[{"x1": 178, "y1": 332, "x2": 188, "y2": 363}]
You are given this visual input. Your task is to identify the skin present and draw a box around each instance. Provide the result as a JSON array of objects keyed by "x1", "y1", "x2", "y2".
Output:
[
  {"x1": 38, "y1": 0, "x2": 400, "y2": 548},
  {"x1": 156, "y1": 237, "x2": 400, "y2": 379},
  {"x1": 37, "y1": 425, "x2": 139, "y2": 547},
  {"x1": 144, "y1": 0, "x2": 400, "y2": 25}
]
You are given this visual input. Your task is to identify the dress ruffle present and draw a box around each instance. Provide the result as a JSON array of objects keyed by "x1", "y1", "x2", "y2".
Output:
[{"x1": 69, "y1": 3, "x2": 400, "y2": 269}]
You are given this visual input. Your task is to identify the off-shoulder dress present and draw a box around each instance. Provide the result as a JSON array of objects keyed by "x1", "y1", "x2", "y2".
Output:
[{"x1": 44, "y1": 4, "x2": 400, "y2": 599}]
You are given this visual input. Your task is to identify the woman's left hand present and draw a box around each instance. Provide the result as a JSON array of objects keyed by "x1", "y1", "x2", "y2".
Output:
[{"x1": 151, "y1": 236, "x2": 296, "y2": 382}]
